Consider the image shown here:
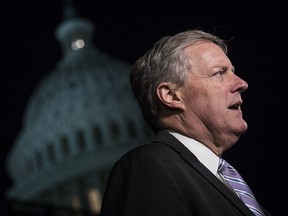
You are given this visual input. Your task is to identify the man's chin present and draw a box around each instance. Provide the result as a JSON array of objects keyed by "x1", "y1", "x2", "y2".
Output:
[{"x1": 237, "y1": 121, "x2": 248, "y2": 135}]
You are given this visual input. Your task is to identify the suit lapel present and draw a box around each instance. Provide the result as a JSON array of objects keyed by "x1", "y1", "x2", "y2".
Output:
[{"x1": 153, "y1": 130, "x2": 255, "y2": 216}]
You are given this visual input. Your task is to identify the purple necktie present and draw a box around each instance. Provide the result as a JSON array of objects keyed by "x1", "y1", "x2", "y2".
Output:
[{"x1": 218, "y1": 158, "x2": 264, "y2": 216}]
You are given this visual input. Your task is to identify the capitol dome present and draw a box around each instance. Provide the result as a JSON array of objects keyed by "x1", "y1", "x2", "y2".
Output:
[{"x1": 5, "y1": 5, "x2": 153, "y2": 214}]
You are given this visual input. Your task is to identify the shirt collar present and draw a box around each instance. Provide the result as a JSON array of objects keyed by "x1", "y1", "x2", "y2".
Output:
[{"x1": 168, "y1": 131, "x2": 220, "y2": 176}]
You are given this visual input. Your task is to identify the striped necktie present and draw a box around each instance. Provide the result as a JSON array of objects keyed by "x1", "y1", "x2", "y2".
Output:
[{"x1": 218, "y1": 158, "x2": 264, "y2": 216}]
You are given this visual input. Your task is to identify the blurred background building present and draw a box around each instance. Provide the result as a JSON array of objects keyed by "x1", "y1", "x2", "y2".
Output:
[{"x1": 4, "y1": 2, "x2": 153, "y2": 215}]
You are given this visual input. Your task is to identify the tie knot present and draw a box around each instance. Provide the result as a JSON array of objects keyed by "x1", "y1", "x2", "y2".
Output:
[
  {"x1": 218, "y1": 158, "x2": 227, "y2": 172},
  {"x1": 218, "y1": 158, "x2": 237, "y2": 176}
]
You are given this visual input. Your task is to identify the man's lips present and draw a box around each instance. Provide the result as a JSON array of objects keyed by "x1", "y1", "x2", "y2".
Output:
[{"x1": 228, "y1": 101, "x2": 242, "y2": 110}]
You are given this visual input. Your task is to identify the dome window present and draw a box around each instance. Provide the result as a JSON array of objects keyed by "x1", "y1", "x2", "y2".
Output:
[{"x1": 71, "y1": 39, "x2": 85, "y2": 50}]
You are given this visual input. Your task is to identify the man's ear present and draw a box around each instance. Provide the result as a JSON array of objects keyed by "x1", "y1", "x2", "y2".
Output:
[{"x1": 156, "y1": 82, "x2": 184, "y2": 110}]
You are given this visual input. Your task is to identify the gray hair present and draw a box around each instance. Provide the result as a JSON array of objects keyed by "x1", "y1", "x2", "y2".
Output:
[{"x1": 130, "y1": 29, "x2": 228, "y2": 132}]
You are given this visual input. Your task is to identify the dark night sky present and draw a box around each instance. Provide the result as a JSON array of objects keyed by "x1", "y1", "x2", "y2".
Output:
[{"x1": 1, "y1": 1, "x2": 287, "y2": 215}]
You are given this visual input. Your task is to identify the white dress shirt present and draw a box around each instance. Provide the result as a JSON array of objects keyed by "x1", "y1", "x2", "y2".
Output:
[{"x1": 168, "y1": 131, "x2": 221, "y2": 179}]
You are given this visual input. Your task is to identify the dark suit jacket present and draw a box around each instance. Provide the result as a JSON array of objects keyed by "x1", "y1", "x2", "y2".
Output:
[{"x1": 100, "y1": 130, "x2": 272, "y2": 216}]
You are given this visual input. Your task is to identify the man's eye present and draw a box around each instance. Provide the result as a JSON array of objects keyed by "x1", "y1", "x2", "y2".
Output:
[{"x1": 215, "y1": 70, "x2": 225, "y2": 76}]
